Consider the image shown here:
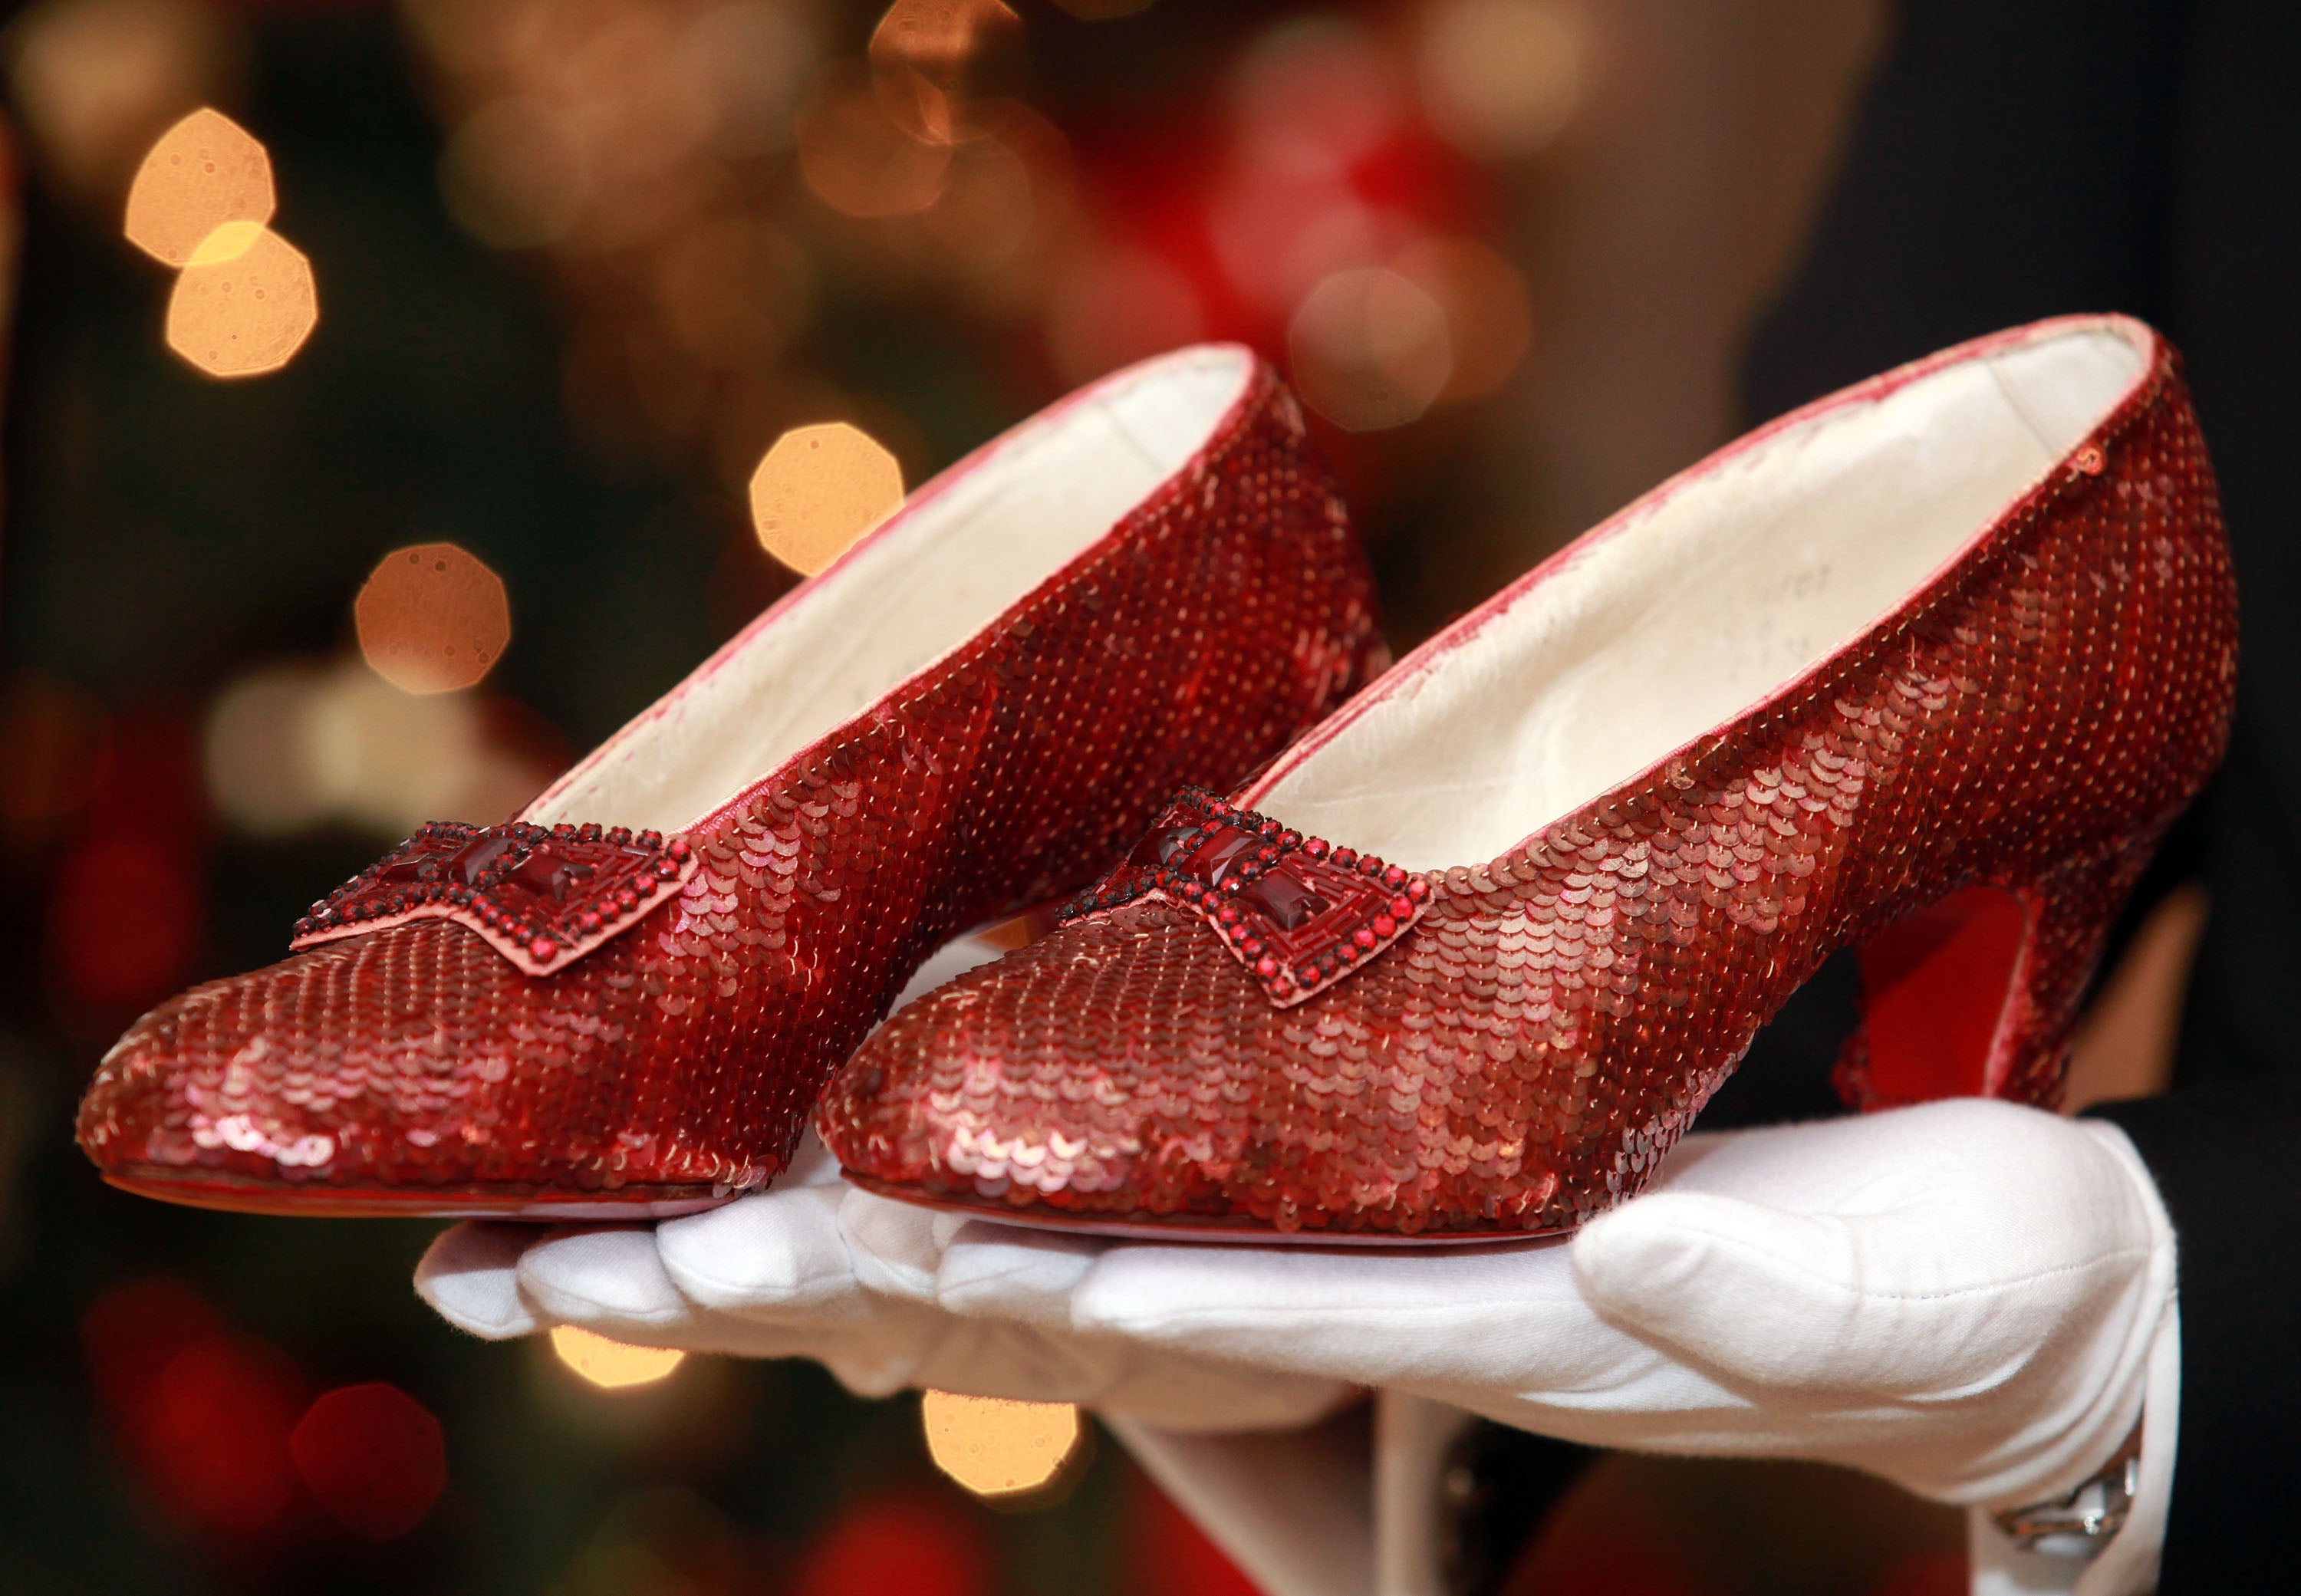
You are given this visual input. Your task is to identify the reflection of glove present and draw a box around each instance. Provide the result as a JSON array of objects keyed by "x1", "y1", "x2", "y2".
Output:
[{"x1": 1063, "y1": 1101, "x2": 2179, "y2": 1596}]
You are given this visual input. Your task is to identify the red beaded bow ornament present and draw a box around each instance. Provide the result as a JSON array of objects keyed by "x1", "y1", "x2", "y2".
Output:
[
  {"x1": 1062, "y1": 787, "x2": 1430, "y2": 1007},
  {"x1": 291, "y1": 821, "x2": 700, "y2": 976}
]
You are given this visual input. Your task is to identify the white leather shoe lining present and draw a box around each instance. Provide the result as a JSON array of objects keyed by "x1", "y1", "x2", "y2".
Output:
[
  {"x1": 527, "y1": 345, "x2": 1257, "y2": 834},
  {"x1": 1256, "y1": 320, "x2": 2150, "y2": 869}
]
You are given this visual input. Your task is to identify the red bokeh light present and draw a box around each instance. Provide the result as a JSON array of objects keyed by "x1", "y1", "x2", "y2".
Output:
[
  {"x1": 82, "y1": 1278, "x2": 304, "y2": 1538},
  {"x1": 791, "y1": 1492, "x2": 992, "y2": 1596},
  {"x1": 1126, "y1": 1475, "x2": 1261, "y2": 1596},
  {"x1": 289, "y1": 1382, "x2": 448, "y2": 1540},
  {"x1": 48, "y1": 834, "x2": 203, "y2": 1010},
  {"x1": 45, "y1": 710, "x2": 206, "y2": 1016}
]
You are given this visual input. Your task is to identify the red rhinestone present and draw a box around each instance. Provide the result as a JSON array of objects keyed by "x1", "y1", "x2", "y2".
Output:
[
  {"x1": 1254, "y1": 956, "x2": 1279, "y2": 978},
  {"x1": 1391, "y1": 897, "x2": 1413, "y2": 917},
  {"x1": 1352, "y1": 927, "x2": 1376, "y2": 949},
  {"x1": 529, "y1": 936, "x2": 557, "y2": 961},
  {"x1": 1372, "y1": 913, "x2": 1397, "y2": 937}
]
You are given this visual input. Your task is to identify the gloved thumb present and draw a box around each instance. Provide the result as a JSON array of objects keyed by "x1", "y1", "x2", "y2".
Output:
[{"x1": 1569, "y1": 1107, "x2": 2156, "y2": 1403}]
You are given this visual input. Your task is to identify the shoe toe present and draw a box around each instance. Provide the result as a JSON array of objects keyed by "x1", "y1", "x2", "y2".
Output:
[
  {"x1": 77, "y1": 920, "x2": 577, "y2": 1210},
  {"x1": 820, "y1": 901, "x2": 1285, "y2": 1223}
]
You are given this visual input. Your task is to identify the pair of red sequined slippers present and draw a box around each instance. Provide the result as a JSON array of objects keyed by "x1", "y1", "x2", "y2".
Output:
[{"x1": 80, "y1": 316, "x2": 2236, "y2": 1240}]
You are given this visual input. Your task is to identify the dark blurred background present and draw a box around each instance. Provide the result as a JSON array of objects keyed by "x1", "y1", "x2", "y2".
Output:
[{"x1": 0, "y1": 2, "x2": 1981, "y2": 1592}]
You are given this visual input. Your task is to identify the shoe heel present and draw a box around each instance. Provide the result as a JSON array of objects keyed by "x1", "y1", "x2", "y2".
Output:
[{"x1": 1836, "y1": 841, "x2": 2154, "y2": 1111}]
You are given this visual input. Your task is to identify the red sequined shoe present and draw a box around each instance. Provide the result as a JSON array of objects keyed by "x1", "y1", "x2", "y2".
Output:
[
  {"x1": 820, "y1": 314, "x2": 2238, "y2": 1241},
  {"x1": 79, "y1": 347, "x2": 1384, "y2": 1217}
]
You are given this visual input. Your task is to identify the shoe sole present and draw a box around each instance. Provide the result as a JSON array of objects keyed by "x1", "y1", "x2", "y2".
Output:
[
  {"x1": 844, "y1": 1172, "x2": 1573, "y2": 1247},
  {"x1": 102, "y1": 1167, "x2": 732, "y2": 1220}
]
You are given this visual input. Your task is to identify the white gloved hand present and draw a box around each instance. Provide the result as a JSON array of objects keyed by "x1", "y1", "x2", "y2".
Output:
[
  {"x1": 1071, "y1": 1101, "x2": 2168, "y2": 1502},
  {"x1": 417, "y1": 1134, "x2": 1351, "y2": 1433},
  {"x1": 1062, "y1": 1100, "x2": 2180, "y2": 1596}
]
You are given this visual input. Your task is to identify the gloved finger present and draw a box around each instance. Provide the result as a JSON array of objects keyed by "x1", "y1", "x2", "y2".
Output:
[
  {"x1": 933, "y1": 1219, "x2": 1104, "y2": 1331},
  {"x1": 1572, "y1": 1100, "x2": 2158, "y2": 1401},
  {"x1": 1087, "y1": 1349, "x2": 1358, "y2": 1433},
  {"x1": 655, "y1": 1184, "x2": 865, "y2": 1321},
  {"x1": 1067, "y1": 1235, "x2": 1631, "y2": 1399},
  {"x1": 416, "y1": 1223, "x2": 541, "y2": 1339},
  {"x1": 515, "y1": 1223, "x2": 709, "y2": 1339},
  {"x1": 839, "y1": 1187, "x2": 969, "y2": 1305}
]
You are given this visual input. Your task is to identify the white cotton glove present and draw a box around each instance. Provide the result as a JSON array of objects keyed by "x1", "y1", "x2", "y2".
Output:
[
  {"x1": 416, "y1": 1134, "x2": 1351, "y2": 1432},
  {"x1": 1065, "y1": 1100, "x2": 2181, "y2": 1596}
]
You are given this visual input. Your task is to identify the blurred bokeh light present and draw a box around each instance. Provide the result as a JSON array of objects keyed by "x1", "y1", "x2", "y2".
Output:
[
  {"x1": 205, "y1": 657, "x2": 553, "y2": 840},
  {"x1": 163, "y1": 219, "x2": 318, "y2": 377},
  {"x1": 123, "y1": 106, "x2": 273, "y2": 266},
  {"x1": 1394, "y1": 234, "x2": 1534, "y2": 403},
  {"x1": 792, "y1": 1491, "x2": 992, "y2": 1596},
  {"x1": 920, "y1": 1391, "x2": 1081, "y2": 1499},
  {"x1": 437, "y1": 95, "x2": 594, "y2": 251},
  {"x1": 81, "y1": 1277, "x2": 304, "y2": 1539},
  {"x1": 354, "y1": 542, "x2": 512, "y2": 696},
  {"x1": 1418, "y1": 0, "x2": 1590, "y2": 158},
  {"x1": 798, "y1": 63, "x2": 953, "y2": 219},
  {"x1": 1288, "y1": 264, "x2": 1453, "y2": 431},
  {"x1": 749, "y1": 421, "x2": 905, "y2": 575},
  {"x1": 550, "y1": 1326, "x2": 687, "y2": 1390},
  {"x1": 288, "y1": 1383, "x2": 447, "y2": 1541},
  {"x1": 2, "y1": 0, "x2": 241, "y2": 202}
]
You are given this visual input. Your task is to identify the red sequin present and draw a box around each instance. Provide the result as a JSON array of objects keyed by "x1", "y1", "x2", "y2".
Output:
[
  {"x1": 77, "y1": 367, "x2": 1386, "y2": 1216},
  {"x1": 819, "y1": 327, "x2": 2239, "y2": 1240}
]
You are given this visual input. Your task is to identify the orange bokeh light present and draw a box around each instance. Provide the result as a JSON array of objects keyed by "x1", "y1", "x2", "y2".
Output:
[
  {"x1": 548, "y1": 1325, "x2": 686, "y2": 1390},
  {"x1": 796, "y1": 64, "x2": 950, "y2": 219},
  {"x1": 749, "y1": 422, "x2": 905, "y2": 576},
  {"x1": 164, "y1": 220, "x2": 318, "y2": 377},
  {"x1": 1394, "y1": 235, "x2": 1536, "y2": 403},
  {"x1": 920, "y1": 1390, "x2": 1082, "y2": 1499},
  {"x1": 124, "y1": 106, "x2": 275, "y2": 266},
  {"x1": 1419, "y1": 0, "x2": 1590, "y2": 159},
  {"x1": 354, "y1": 542, "x2": 511, "y2": 696}
]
